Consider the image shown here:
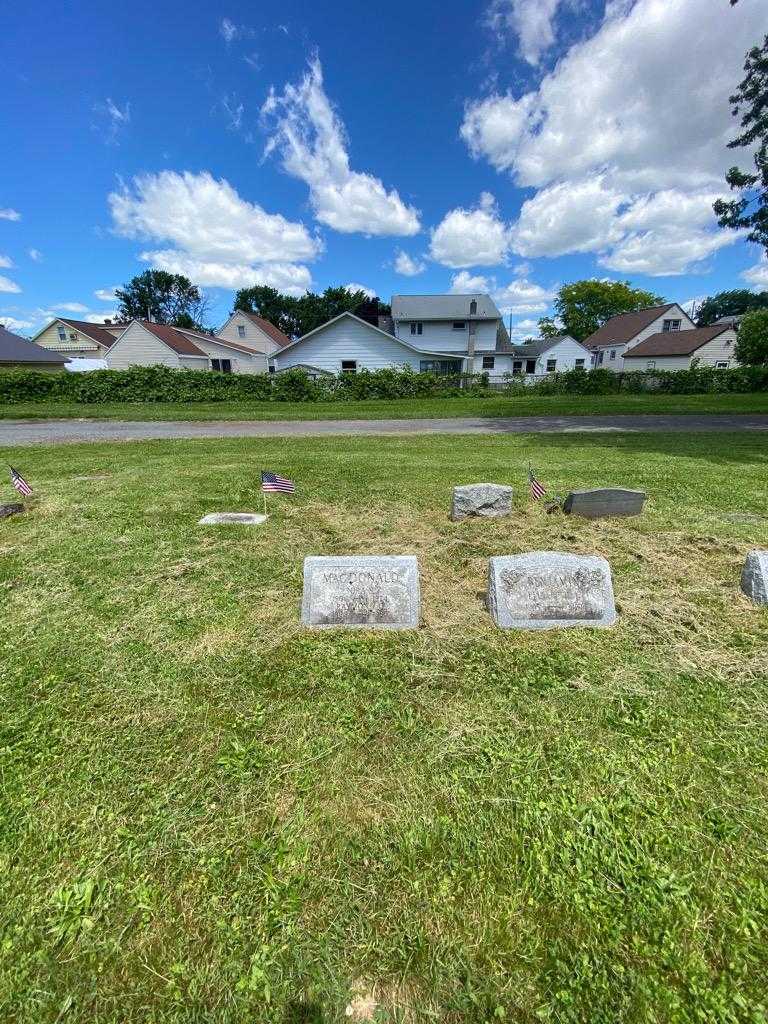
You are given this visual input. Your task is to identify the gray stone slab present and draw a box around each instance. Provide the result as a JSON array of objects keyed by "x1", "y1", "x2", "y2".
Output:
[
  {"x1": 0, "y1": 503, "x2": 24, "y2": 520},
  {"x1": 563, "y1": 487, "x2": 646, "y2": 518},
  {"x1": 741, "y1": 549, "x2": 768, "y2": 605},
  {"x1": 488, "y1": 551, "x2": 616, "y2": 630},
  {"x1": 302, "y1": 555, "x2": 420, "y2": 629},
  {"x1": 198, "y1": 512, "x2": 268, "y2": 526},
  {"x1": 451, "y1": 483, "x2": 513, "y2": 522}
]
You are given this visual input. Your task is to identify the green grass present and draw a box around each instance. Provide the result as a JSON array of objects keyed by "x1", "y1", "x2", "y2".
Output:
[
  {"x1": 1, "y1": 432, "x2": 767, "y2": 1022},
  {"x1": 2, "y1": 391, "x2": 768, "y2": 421}
]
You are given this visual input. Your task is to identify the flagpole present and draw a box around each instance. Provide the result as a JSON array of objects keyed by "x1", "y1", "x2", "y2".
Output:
[{"x1": 263, "y1": 490, "x2": 267, "y2": 517}]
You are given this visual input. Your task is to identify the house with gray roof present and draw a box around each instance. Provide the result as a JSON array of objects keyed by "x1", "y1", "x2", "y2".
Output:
[{"x1": 0, "y1": 324, "x2": 68, "y2": 370}]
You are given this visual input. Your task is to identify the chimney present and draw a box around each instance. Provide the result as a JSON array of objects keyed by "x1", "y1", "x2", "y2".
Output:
[{"x1": 104, "y1": 319, "x2": 112, "y2": 325}]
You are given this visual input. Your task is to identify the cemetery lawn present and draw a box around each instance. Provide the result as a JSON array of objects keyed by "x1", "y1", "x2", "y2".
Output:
[
  {"x1": 2, "y1": 390, "x2": 768, "y2": 420},
  {"x1": 2, "y1": 431, "x2": 768, "y2": 1023}
]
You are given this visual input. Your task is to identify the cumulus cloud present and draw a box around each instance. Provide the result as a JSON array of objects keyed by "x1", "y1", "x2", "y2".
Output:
[
  {"x1": 430, "y1": 193, "x2": 510, "y2": 268},
  {"x1": 742, "y1": 255, "x2": 768, "y2": 290},
  {"x1": 0, "y1": 208, "x2": 21, "y2": 221},
  {"x1": 0, "y1": 276, "x2": 21, "y2": 293},
  {"x1": 486, "y1": 0, "x2": 563, "y2": 66},
  {"x1": 109, "y1": 170, "x2": 319, "y2": 292},
  {"x1": 345, "y1": 282, "x2": 377, "y2": 298},
  {"x1": 262, "y1": 58, "x2": 420, "y2": 236},
  {"x1": 28, "y1": 248, "x2": 43, "y2": 262},
  {"x1": 394, "y1": 250, "x2": 426, "y2": 276},
  {"x1": 0, "y1": 255, "x2": 12, "y2": 269},
  {"x1": 94, "y1": 287, "x2": 119, "y2": 302},
  {"x1": 0, "y1": 316, "x2": 34, "y2": 331},
  {"x1": 53, "y1": 302, "x2": 90, "y2": 313},
  {"x1": 507, "y1": 317, "x2": 540, "y2": 341},
  {"x1": 450, "y1": 270, "x2": 492, "y2": 293},
  {"x1": 86, "y1": 311, "x2": 119, "y2": 324},
  {"x1": 450, "y1": 269, "x2": 554, "y2": 314},
  {"x1": 462, "y1": 0, "x2": 762, "y2": 273}
]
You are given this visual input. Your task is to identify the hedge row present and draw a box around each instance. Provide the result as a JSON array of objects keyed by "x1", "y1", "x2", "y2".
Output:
[{"x1": 0, "y1": 363, "x2": 767, "y2": 404}]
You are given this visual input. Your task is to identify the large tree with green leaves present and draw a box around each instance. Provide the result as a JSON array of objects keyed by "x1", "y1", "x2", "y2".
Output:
[
  {"x1": 735, "y1": 309, "x2": 768, "y2": 364},
  {"x1": 713, "y1": 32, "x2": 768, "y2": 251},
  {"x1": 696, "y1": 289, "x2": 768, "y2": 325},
  {"x1": 116, "y1": 270, "x2": 209, "y2": 330},
  {"x1": 539, "y1": 280, "x2": 665, "y2": 342},
  {"x1": 234, "y1": 285, "x2": 388, "y2": 339}
]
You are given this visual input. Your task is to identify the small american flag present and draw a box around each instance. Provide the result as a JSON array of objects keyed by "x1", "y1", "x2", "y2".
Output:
[
  {"x1": 528, "y1": 465, "x2": 546, "y2": 501},
  {"x1": 261, "y1": 470, "x2": 295, "y2": 494},
  {"x1": 9, "y1": 466, "x2": 32, "y2": 497}
]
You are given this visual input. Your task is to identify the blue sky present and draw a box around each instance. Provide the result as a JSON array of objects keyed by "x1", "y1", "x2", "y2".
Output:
[{"x1": 1, "y1": 0, "x2": 766, "y2": 338}]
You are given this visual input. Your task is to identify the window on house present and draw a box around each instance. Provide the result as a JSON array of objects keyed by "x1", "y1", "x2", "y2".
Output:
[
  {"x1": 646, "y1": 360, "x2": 656, "y2": 370},
  {"x1": 575, "y1": 358, "x2": 585, "y2": 369},
  {"x1": 419, "y1": 359, "x2": 462, "y2": 374},
  {"x1": 546, "y1": 358, "x2": 557, "y2": 372},
  {"x1": 662, "y1": 319, "x2": 681, "y2": 332},
  {"x1": 237, "y1": 324, "x2": 246, "y2": 338},
  {"x1": 410, "y1": 322, "x2": 423, "y2": 336},
  {"x1": 69, "y1": 332, "x2": 77, "y2": 341},
  {"x1": 268, "y1": 365, "x2": 276, "y2": 374},
  {"x1": 211, "y1": 359, "x2": 232, "y2": 373},
  {"x1": 341, "y1": 360, "x2": 357, "y2": 374},
  {"x1": 512, "y1": 360, "x2": 523, "y2": 374},
  {"x1": 715, "y1": 361, "x2": 729, "y2": 369},
  {"x1": 57, "y1": 326, "x2": 67, "y2": 341},
  {"x1": 609, "y1": 349, "x2": 616, "y2": 360},
  {"x1": 526, "y1": 359, "x2": 536, "y2": 375},
  {"x1": 482, "y1": 356, "x2": 495, "y2": 369},
  {"x1": 452, "y1": 321, "x2": 466, "y2": 330}
]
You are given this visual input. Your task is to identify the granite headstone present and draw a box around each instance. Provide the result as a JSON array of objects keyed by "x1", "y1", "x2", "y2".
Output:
[
  {"x1": 451, "y1": 483, "x2": 513, "y2": 522},
  {"x1": 741, "y1": 550, "x2": 768, "y2": 605},
  {"x1": 563, "y1": 488, "x2": 646, "y2": 519},
  {"x1": 487, "y1": 551, "x2": 616, "y2": 630},
  {"x1": 302, "y1": 555, "x2": 420, "y2": 629}
]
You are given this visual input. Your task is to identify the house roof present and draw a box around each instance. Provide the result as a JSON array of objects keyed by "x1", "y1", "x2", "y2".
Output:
[
  {"x1": 391, "y1": 293, "x2": 501, "y2": 321},
  {"x1": 238, "y1": 311, "x2": 293, "y2": 348},
  {"x1": 276, "y1": 310, "x2": 466, "y2": 359},
  {"x1": 58, "y1": 318, "x2": 119, "y2": 348},
  {"x1": 0, "y1": 325, "x2": 68, "y2": 364},
  {"x1": 583, "y1": 304, "x2": 677, "y2": 349},
  {"x1": 623, "y1": 324, "x2": 732, "y2": 358},
  {"x1": 139, "y1": 322, "x2": 209, "y2": 357}
]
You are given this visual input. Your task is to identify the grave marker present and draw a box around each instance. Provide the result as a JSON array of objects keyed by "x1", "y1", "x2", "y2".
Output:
[
  {"x1": 563, "y1": 488, "x2": 646, "y2": 519},
  {"x1": 198, "y1": 512, "x2": 268, "y2": 526},
  {"x1": 302, "y1": 555, "x2": 420, "y2": 629},
  {"x1": 741, "y1": 550, "x2": 768, "y2": 605},
  {"x1": 451, "y1": 483, "x2": 513, "y2": 522}
]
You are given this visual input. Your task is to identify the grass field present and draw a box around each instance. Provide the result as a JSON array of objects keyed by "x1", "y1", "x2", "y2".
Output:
[
  {"x1": 1, "y1": 432, "x2": 767, "y2": 1022},
  {"x1": 3, "y1": 391, "x2": 768, "y2": 421}
]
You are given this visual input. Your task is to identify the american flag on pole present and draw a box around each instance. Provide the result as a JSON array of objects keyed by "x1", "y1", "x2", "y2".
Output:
[
  {"x1": 9, "y1": 466, "x2": 32, "y2": 497},
  {"x1": 528, "y1": 465, "x2": 546, "y2": 501},
  {"x1": 261, "y1": 470, "x2": 295, "y2": 494}
]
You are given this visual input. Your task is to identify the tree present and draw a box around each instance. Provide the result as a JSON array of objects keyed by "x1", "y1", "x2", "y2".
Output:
[
  {"x1": 735, "y1": 309, "x2": 768, "y2": 364},
  {"x1": 536, "y1": 316, "x2": 561, "y2": 338},
  {"x1": 696, "y1": 289, "x2": 768, "y2": 325},
  {"x1": 233, "y1": 284, "x2": 385, "y2": 338},
  {"x1": 713, "y1": 33, "x2": 768, "y2": 251},
  {"x1": 116, "y1": 270, "x2": 209, "y2": 329},
  {"x1": 545, "y1": 280, "x2": 665, "y2": 342}
]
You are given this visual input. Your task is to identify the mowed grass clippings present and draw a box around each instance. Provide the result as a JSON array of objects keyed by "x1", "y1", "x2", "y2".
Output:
[{"x1": 1, "y1": 431, "x2": 767, "y2": 1024}]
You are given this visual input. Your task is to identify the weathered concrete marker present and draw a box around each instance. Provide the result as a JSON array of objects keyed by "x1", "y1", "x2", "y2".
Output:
[
  {"x1": 302, "y1": 555, "x2": 420, "y2": 629},
  {"x1": 488, "y1": 551, "x2": 616, "y2": 630},
  {"x1": 563, "y1": 488, "x2": 646, "y2": 519},
  {"x1": 741, "y1": 550, "x2": 768, "y2": 605},
  {"x1": 451, "y1": 483, "x2": 513, "y2": 522},
  {"x1": 198, "y1": 512, "x2": 268, "y2": 526}
]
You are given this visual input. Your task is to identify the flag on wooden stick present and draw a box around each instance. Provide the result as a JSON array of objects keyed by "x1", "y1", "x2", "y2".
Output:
[
  {"x1": 9, "y1": 466, "x2": 32, "y2": 497},
  {"x1": 528, "y1": 464, "x2": 546, "y2": 501}
]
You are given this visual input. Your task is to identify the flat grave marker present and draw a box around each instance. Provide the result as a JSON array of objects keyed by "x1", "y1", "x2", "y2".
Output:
[
  {"x1": 451, "y1": 483, "x2": 513, "y2": 522},
  {"x1": 198, "y1": 512, "x2": 268, "y2": 526},
  {"x1": 0, "y1": 503, "x2": 24, "y2": 520},
  {"x1": 741, "y1": 550, "x2": 768, "y2": 605},
  {"x1": 488, "y1": 551, "x2": 616, "y2": 630},
  {"x1": 302, "y1": 555, "x2": 420, "y2": 630},
  {"x1": 563, "y1": 488, "x2": 646, "y2": 519}
]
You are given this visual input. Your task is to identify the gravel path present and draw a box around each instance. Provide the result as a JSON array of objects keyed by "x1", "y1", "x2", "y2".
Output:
[{"x1": 1, "y1": 413, "x2": 767, "y2": 446}]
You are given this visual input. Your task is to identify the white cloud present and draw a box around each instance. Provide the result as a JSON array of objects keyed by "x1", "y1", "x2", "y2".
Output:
[
  {"x1": 28, "y1": 248, "x2": 43, "y2": 262},
  {"x1": 599, "y1": 226, "x2": 736, "y2": 276},
  {"x1": 0, "y1": 316, "x2": 34, "y2": 331},
  {"x1": 0, "y1": 255, "x2": 12, "y2": 269},
  {"x1": 450, "y1": 269, "x2": 554, "y2": 314},
  {"x1": 507, "y1": 317, "x2": 540, "y2": 341},
  {"x1": 110, "y1": 170, "x2": 319, "y2": 293},
  {"x1": 94, "y1": 287, "x2": 119, "y2": 302},
  {"x1": 394, "y1": 250, "x2": 426, "y2": 276},
  {"x1": 221, "y1": 94, "x2": 244, "y2": 131},
  {"x1": 345, "y1": 282, "x2": 376, "y2": 299},
  {"x1": 53, "y1": 302, "x2": 90, "y2": 313},
  {"x1": 96, "y1": 98, "x2": 131, "y2": 145},
  {"x1": 430, "y1": 192, "x2": 510, "y2": 268},
  {"x1": 262, "y1": 58, "x2": 420, "y2": 236},
  {"x1": 450, "y1": 270, "x2": 492, "y2": 293},
  {"x1": 86, "y1": 311, "x2": 119, "y2": 324},
  {"x1": 512, "y1": 177, "x2": 625, "y2": 258},
  {"x1": 0, "y1": 208, "x2": 21, "y2": 221},
  {"x1": 220, "y1": 17, "x2": 238, "y2": 43},
  {"x1": 140, "y1": 250, "x2": 312, "y2": 296},
  {"x1": 0, "y1": 276, "x2": 21, "y2": 293},
  {"x1": 742, "y1": 255, "x2": 768, "y2": 290},
  {"x1": 486, "y1": 0, "x2": 563, "y2": 66}
]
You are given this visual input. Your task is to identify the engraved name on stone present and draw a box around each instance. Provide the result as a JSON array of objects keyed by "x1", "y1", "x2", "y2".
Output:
[{"x1": 302, "y1": 555, "x2": 420, "y2": 629}]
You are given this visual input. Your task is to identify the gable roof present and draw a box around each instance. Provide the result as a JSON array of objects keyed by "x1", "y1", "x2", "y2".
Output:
[
  {"x1": 391, "y1": 293, "x2": 501, "y2": 321},
  {"x1": 0, "y1": 325, "x2": 68, "y2": 364},
  {"x1": 276, "y1": 310, "x2": 466, "y2": 359},
  {"x1": 582, "y1": 304, "x2": 677, "y2": 349},
  {"x1": 57, "y1": 318, "x2": 119, "y2": 348},
  {"x1": 137, "y1": 322, "x2": 209, "y2": 357},
  {"x1": 623, "y1": 324, "x2": 732, "y2": 358},
  {"x1": 236, "y1": 311, "x2": 293, "y2": 348}
]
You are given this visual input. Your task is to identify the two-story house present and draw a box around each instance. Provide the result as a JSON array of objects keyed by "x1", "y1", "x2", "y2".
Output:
[
  {"x1": 583, "y1": 303, "x2": 696, "y2": 371},
  {"x1": 31, "y1": 317, "x2": 119, "y2": 360}
]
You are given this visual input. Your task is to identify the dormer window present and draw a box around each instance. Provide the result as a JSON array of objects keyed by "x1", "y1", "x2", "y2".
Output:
[
  {"x1": 57, "y1": 326, "x2": 67, "y2": 341},
  {"x1": 662, "y1": 319, "x2": 681, "y2": 332},
  {"x1": 237, "y1": 324, "x2": 246, "y2": 338}
]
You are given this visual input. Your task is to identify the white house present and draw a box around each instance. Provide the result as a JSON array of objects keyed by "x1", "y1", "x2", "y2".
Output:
[
  {"x1": 584, "y1": 303, "x2": 696, "y2": 371},
  {"x1": 391, "y1": 293, "x2": 503, "y2": 373},
  {"x1": 504, "y1": 336, "x2": 592, "y2": 377},
  {"x1": 621, "y1": 324, "x2": 739, "y2": 371},
  {"x1": 216, "y1": 310, "x2": 292, "y2": 360},
  {"x1": 105, "y1": 321, "x2": 271, "y2": 373}
]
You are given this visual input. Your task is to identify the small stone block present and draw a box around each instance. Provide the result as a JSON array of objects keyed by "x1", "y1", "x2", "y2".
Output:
[
  {"x1": 198, "y1": 512, "x2": 268, "y2": 526},
  {"x1": 563, "y1": 488, "x2": 646, "y2": 519},
  {"x1": 0, "y1": 503, "x2": 24, "y2": 520},
  {"x1": 451, "y1": 483, "x2": 513, "y2": 522},
  {"x1": 741, "y1": 550, "x2": 768, "y2": 605},
  {"x1": 488, "y1": 551, "x2": 616, "y2": 630},
  {"x1": 302, "y1": 555, "x2": 420, "y2": 630}
]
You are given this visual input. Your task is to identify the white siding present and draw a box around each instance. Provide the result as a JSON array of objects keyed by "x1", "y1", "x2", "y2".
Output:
[
  {"x1": 193, "y1": 337, "x2": 268, "y2": 374},
  {"x1": 474, "y1": 337, "x2": 591, "y2": 376},
  {"x1": 394, "y1": 318, "x2": 498, "y2": 352},
  {"x1": 216, "y1": 311, "x2": 281, "y2": 355},
  {"x1": 594, "y1": 304, "x2": 696, "y2": 371},
  {"x1": 105, "y1": 323, "x2": 185, "y2": 369},
  {"x1": 274, "y1": 316, "x2": 431, "y2": 372},
  {"x1": 624, "y1": 329, "x2": 739, "y2": 371}
]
